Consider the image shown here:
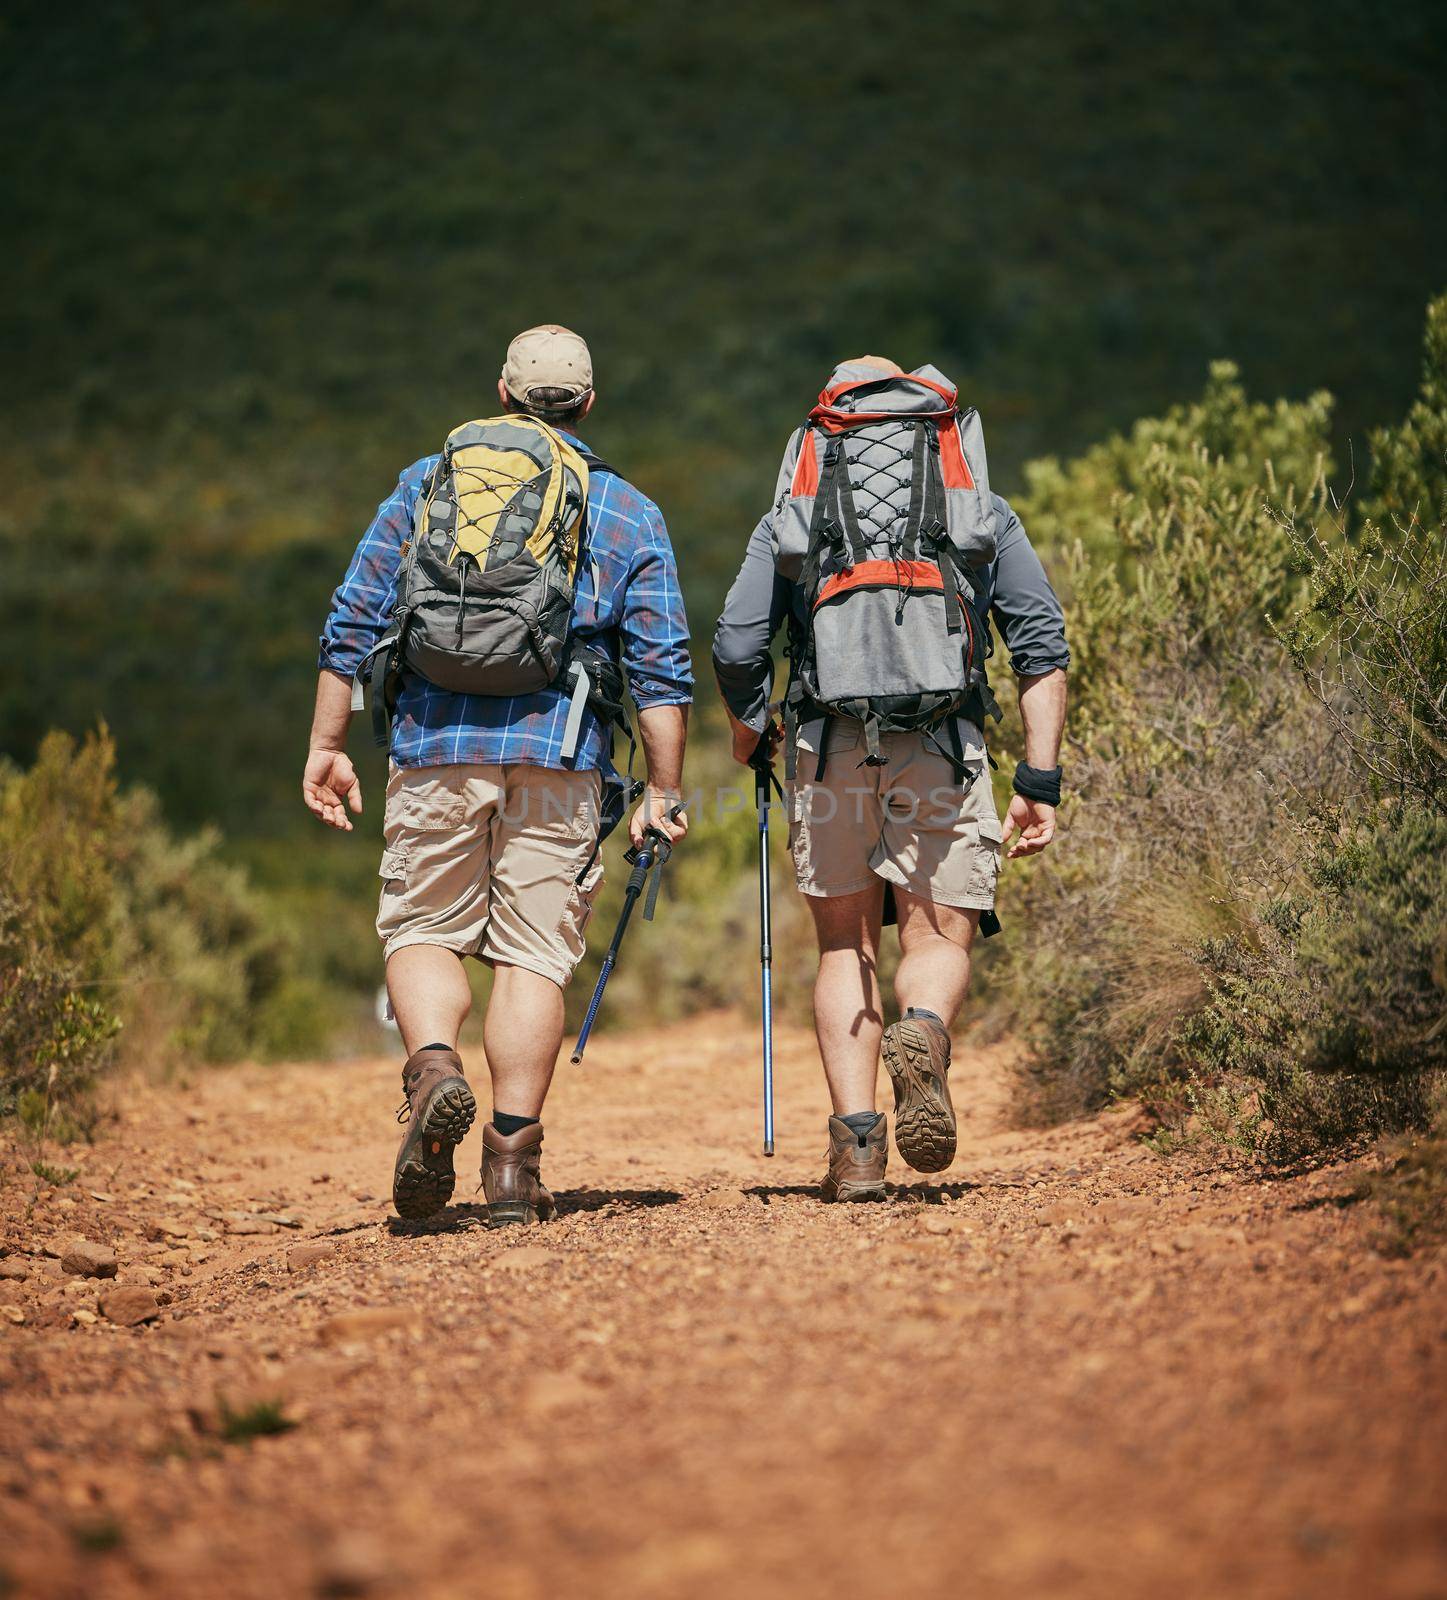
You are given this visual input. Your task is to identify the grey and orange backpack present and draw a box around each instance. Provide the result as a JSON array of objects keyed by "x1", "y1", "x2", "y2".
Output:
[{"x1": 772, "y1": 363, "x2": 999, "y2": 776}]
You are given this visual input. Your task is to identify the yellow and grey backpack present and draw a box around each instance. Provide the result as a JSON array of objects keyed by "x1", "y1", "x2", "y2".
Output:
[{"x1": 354, "y1": 416, "x2": 624, "y2": 757}]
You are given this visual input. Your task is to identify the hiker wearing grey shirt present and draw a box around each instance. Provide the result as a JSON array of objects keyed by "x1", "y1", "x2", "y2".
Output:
[{"x1": 713, "y1": 355, "x2": 1069, "y2": 1200}]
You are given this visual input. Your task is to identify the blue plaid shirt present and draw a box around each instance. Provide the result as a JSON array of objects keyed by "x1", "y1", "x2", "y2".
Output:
[{"x1": 319, "y1": 439, "x2": 693, "y2": 770}]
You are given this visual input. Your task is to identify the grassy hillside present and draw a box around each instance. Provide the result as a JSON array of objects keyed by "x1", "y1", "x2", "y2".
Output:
[{"x1": 3, "y1": 1, "x2": 1444, "y2": 833}]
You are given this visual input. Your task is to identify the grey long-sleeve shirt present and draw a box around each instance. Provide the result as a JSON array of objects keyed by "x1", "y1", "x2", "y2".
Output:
[{"x1": 712, "y1": 491, "x2": 1070, "y2": 734}]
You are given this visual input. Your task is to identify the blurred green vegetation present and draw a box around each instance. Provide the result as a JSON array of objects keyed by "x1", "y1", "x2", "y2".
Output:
[
  {"x1": 3, "y1": 1, "x2": 1445, "y2": 822},
  {"x1": 1, "y1": 2, "x2": 1445, "y2": 1117}
]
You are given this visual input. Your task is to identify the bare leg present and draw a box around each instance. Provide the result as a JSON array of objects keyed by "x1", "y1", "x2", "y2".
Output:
[
  {"x1": 893, "y1": 890, "x2": 979, "y2": 1027},
  {"x1": 483, "y1": 963, "x2": 565, "y2": 1118},
  {"x1": 386, "y1": 945, "x2": 472, "y2": 1056},
  {"x1": 807, "y1": 883, "x2": 886, "y2": 1114}
]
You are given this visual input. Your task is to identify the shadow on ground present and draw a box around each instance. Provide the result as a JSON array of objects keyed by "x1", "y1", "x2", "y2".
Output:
[
  {"x1": 383, "y1": 1188, "x2": 683, "y2": 1234},
  {"x1": 745, "y1": 1180, "x2": 986, "y2": 1206}
]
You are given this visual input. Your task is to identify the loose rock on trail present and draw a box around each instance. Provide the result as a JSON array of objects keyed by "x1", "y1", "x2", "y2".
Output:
[{"x1": 1, "y1": 1013, "x2": 1442, "y2": 1599}]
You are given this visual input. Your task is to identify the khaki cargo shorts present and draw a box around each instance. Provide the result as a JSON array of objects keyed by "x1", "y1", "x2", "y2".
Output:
[
  {"x1": 377, "y1": 763, "x2": 604, "y2": 988},
  {"x1": 788, "y1": 719, "x2": 1002, "y2": 910}
]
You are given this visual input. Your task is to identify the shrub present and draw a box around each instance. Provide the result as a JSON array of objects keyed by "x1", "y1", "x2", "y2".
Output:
[
  {"x1": 104, "y1": 784, "x2": 286, "y2": 1063},
  {"x1": 1005, "y1": 360, "x2": 1339, "y2": 1120},
  {"x1": 1274, "y1": 403, "x2": 1447, "y2": 813},
  {"x1": 0, "y1": 728, "x2": 289, "y2": 1130},
  {"x1": 1361, "y1": 1080, "x2": 1447, "y2": 1257},
  {"x1": 1015, "y1": 360, "x2": 1334, "y2": 583},
  {"x1": 1366, "y1": 292, "x2": 1447, "y2": 534},
  {"x1": 0, "y1": 891, "x2": 120, "y2": 1126},
  {"x1": 1007, "y1": 296, "x2": 1447, "y2": 1172},
  {"x1": 1179, "y1": 807, "x2": 1445, "y2": 1161}
]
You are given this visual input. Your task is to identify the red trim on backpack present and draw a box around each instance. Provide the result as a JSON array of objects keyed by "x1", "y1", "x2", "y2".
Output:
[
  {"x1": 936, "y1": 416, "x2": 976, "y2": 491},
  {"x1": 814, "y1": 559, "x2": 945, "y2": 607},
  {"x1": 790, "y1": 431, "x2": 820, "y2": 497},
  {"x1": 809, "y1": 373, "x2": 960, "y2": 435},
  {"x1": 818, "y1": 374, "x2": 958, "y2": 409},
  {"x1": 809, "y1": 408, "x2": 946, "y2": 436}
]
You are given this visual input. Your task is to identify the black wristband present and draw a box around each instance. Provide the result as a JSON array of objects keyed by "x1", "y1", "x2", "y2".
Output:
[{"x1": 1013, "y1": 762, "x2": 1062, "y2": 807}]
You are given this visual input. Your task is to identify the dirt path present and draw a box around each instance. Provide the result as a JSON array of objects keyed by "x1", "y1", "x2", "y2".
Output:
[{"x1": 1, "y1": 1014, "x2": 1443, "y2": 1600}]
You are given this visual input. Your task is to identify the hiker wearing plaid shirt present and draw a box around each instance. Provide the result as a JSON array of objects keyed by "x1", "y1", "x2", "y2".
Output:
[{"x1": 304, "y1": 326, "x2": 692, "y2": 1227}]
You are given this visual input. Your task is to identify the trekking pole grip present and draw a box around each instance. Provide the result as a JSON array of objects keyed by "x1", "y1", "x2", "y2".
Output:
[
  {"x1": 624, "y1": 845, "x2": 654, "y2": 895},
  {"x1": 749, "y1": 723, "x2": 783, "y2": 802}
]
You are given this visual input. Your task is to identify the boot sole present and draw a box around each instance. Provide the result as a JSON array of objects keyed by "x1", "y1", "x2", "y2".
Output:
[
  {"x1": 883, "y1": 1020, "x2": 957, "y2": 1173},
  {"x1": 393, "y1": 1078, "x2": 477, "y2": 1219},
  {"x1": 820, "y1": 1180, "x2": 887, "y2": 1203},
  {"x1": 485, "y1": 1196, "x2": 557, "y2": 1229}
]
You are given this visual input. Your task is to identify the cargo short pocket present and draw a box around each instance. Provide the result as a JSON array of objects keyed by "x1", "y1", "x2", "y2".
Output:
[
  {"x1": 378, "y1": 846, "x2": 410, "y2": 888},
  {"x1": 971, "y1": 815, "x2": 1003, "y2": 901},
  {"x1": 376, "y1": 846, "x2": 412, "y2": 943},
  {"x1": 555, "y1": 861, "x2": 605, "y2": 977},
  {"x1": 395, "y1": 772, "x2": 466, "y2": 831}
]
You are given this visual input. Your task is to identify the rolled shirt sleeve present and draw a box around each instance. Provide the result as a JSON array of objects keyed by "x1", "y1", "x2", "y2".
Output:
[
  {"x1": 619, "y1": 503, "x2": 694, "y2": 708},
  {"x1": 711, "y1": 432, "x2": 806, "y2": 730},
  {"x1": 318, "y1": 460, "x2": 431, "y2": 680},
  {"x1": 712, "y1": 513, "x2": 794, "y2": 731},
  {"x1": 989, "y1": 496, "x2": 1071, "y2": 677}
]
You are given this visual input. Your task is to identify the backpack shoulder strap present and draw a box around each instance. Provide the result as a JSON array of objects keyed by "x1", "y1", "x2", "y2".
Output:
[
  {"x1": 800, "y1": 434, "x2": 851, "y2": 595},
  {"x1": 832, "y1": 437, "x2": 869, "y2": 566},
  {"x1": 411, "y1": 457, "x2": 443, "y2": 538},
  {"x1": 902, "y1": 421, "x2": 931, "y2": 560},
  {"x1": 574, "y1": 453, "x2": 621, "y2": 601}
]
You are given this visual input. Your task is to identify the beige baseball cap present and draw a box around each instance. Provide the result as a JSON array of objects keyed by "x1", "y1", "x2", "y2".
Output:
[{"x1": 501, "y1": 324, "x2": 594, "y2": 405}]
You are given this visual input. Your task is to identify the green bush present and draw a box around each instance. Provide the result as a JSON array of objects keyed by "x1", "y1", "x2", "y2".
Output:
[
  {"x1": 1007, "y1": 296, "x2": 1447, "y2": 1174},
  {"x1": 1005, "y1": 360, "x2": 1338, "y2": 1120},
  {"x1": 0, "y1": 890, "x2": 120, "y2": 1126},
  {"x1": 1366, "y1": 293, "x2": 1447, "y2": 533},
  {"x1": 0, "y1": 728, "x2": 292, "y2": 1128},
  {"x1": 1017, "y1": 360, "x2": 1335, "y2": 578},
  {"x1": 1179, "y1": 807, "x2": 1445, "y2": 1161},
  {"x1": 1274, "y1": 425, "x2": 1447, "y2": 812},
  {"x1": 1361, "y1": 1080, "x2": 1447, "y2": 1256}
]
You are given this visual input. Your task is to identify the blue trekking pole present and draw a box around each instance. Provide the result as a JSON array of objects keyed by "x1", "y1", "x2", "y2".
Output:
[
  {"x1": 571, "y1": 806, "x2": 681, "y2": 1066},
  {"x1": 751, "y1": 732, "x2": 783, "y2": 1156}
]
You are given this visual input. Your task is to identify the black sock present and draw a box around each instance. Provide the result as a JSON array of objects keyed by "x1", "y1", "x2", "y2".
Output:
[
  {"x1": 418, "y1": 1041, "x2": 453, "y2": 1055},
  {"x1": 492, "y1": 1110, "x2": 540, "y2": 1137},
  {"x1": 905, "y1": 1007, "x2": 946, "y2": 1031},
  {"x1": 840, "y1": 1110, "x2": 883, "y2": 1145}
]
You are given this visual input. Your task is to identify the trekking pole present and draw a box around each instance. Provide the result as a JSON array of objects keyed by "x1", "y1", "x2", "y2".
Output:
[
  {"x1": 751, "y1": 731, "x2": 783, "y2": 1156},
  {"x1": 570, "y1": 805, "x2": 683, "y2": 1066}
]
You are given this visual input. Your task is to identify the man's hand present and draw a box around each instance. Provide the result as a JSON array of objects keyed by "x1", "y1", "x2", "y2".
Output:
[
  {"x1": 303, "y1": 749, "x2": 363, "y2": 831},
  {"x1": 727, "y1": 706, "x2": 779, "y2": 767},
  {"x1": 733, "y1": 723, "x2": 762, "y2": 765},
  {"x1": 628, "y1": 785, "x2": 688, "y2": 850},
  {"x1": 1000, "y1": 794, "x2": 1056, "y2": 859}
]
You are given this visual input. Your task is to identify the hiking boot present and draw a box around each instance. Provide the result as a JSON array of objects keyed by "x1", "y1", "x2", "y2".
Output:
[
  {"x1": 480, "y1": 1121, "x2": 556, "y2": 1227},
  {"x1": 820, "y1": 1114, "x2": 888, "y2": 1202},
  {"x1": 883, "y1": 1009, "x2": 957, "y2": 1172},
  {"x1": 392, "y1": 1047, "x2": 477, "y2": 1219}
]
